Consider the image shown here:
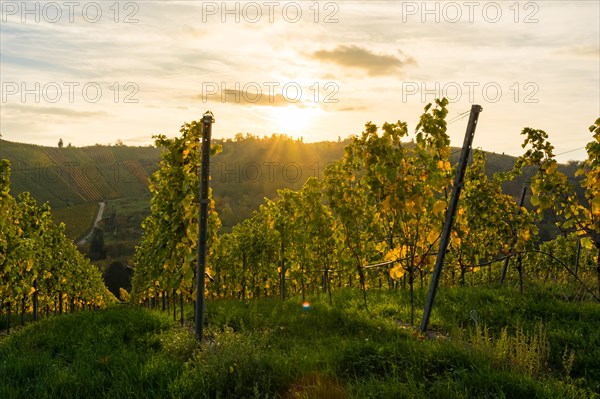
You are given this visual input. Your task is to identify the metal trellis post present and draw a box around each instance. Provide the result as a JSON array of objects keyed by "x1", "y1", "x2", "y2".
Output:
[
  {"x1": 420, "y1": 104, "x2": 482, "y2": 333},
  {"x1": 195, "y1": 111, "x2": 214, "y2": 341}
]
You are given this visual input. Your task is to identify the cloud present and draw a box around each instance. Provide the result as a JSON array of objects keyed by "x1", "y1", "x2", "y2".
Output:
[
  {"x1": 3, "y1": 104, "x2": 108, "y2": 119},
  {"x1": 333, "y1": 105, "x2": 369, "y2": 112},
  {"x1": 193, "y1": 90, "x2": 306, "y2": 107},
  {"x1": 312, "y1": 45, "x2": 416, "y2": 76},
  {"x1": 553, "y1": 44, "x2": 600, "y2": 59}
]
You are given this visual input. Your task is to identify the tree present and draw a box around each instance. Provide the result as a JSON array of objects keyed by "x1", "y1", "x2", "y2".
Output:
[
  {"x1": 89, "y1": 227, "x2": 106, "y2": 260},
  {"x1": 103, "y1": 261, "x2": 132, "y2": 297}
]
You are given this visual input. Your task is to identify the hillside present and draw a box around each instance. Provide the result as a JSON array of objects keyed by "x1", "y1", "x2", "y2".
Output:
[
  {"x1": 0, "y1": 140, "x2": 159, "y2": 248},
  {"x1": 0, "y1": 136, "x2": 349, "y2": 239},
  {"x1": 0, "y1": 139, "x2": 158, "y2": 208}
]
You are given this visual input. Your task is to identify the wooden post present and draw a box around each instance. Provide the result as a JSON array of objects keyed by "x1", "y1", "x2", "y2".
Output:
[
  {"x1": 574, "y1": 238, "x2": 581, "y2": 279},
  {"x1": 280, "y1": 235, "x2": 286, "y2": 300},
  {"x1": 195, "y1": 111, "x2": 214, "y2": 341},
  {"x1": 180, "y1": 294, "x2": 184, "y2": 327},
  {"x1": 20, "y1": 296, "x2": 25, "y2": 325},
  {"x1": 420, "y1": 104, "x2": 482, "y2": 333},
  {"x1": 32, "y1": 278, "x2": 38, "y2": 321}
]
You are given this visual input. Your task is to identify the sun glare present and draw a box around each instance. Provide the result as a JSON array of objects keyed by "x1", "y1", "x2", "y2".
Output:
[{"x1": 264, "y1": 105, "x2": 323, "y2": 138}]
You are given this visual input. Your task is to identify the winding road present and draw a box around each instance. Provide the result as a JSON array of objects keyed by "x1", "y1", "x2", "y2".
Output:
[{"x1": 77, "y1": 201, "x2": 106, "y2": 246}]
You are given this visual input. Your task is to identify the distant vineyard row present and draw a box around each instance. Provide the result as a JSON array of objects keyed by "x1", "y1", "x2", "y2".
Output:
[
  {"x1": 51, "y1": 202, "x2": 99, "y2": 241},
  {"x1": 0, "y1": 140, "x2": 158, "y2": 208}
]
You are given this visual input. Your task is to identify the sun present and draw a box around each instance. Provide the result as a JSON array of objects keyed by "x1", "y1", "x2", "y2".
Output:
[{"x1": 264, "y1": 104, "x2": 323, "y2": 137}]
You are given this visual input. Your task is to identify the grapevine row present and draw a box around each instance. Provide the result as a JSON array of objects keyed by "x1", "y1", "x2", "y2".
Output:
[
  {"x1": 1, "y1": 159, "x2": 114, "y2": 330},
  {"x1": 132, "y1": 103, "x2": 600, "y2": 316}
]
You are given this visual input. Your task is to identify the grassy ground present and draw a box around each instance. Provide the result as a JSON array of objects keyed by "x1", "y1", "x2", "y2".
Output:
[{"x1": 1, "y1": 287, "x2": 598, "y2": 398}]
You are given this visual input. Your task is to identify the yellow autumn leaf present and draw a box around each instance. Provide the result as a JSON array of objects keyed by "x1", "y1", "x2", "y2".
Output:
[
  {"x1": 384, "y1": 247, "x2": 402, "y2": 262},
  {"x1": 591, "y1": 196, "x2": 600, "y2": 213},
  {"x1": 382, "y1": 197, "x2": 392, "y2": 212},
  {"x1": 433, "y1": 200, "x2": 446, "y2": 215},
  {"x1": 581, "y1": 237, "x2": 594, "y2": 250},
  {"x1": 427, "y1": 229, "x2": 439, "y2": 244},
  {"x1": 437, "y1": 160, "x2": 451, "y2": 172},
  {"x1": 519, "y1": 229, "x2": 531, "y2": 241},
  {"x1": 405, "y1": 201, "x2": 417, "y2": 214},
  {"x1": 389, "y1": 264, "x2": 405, "y2": 280},
  {"x1": 374, "y1": 242, "x2": 387, "y2": 254}
]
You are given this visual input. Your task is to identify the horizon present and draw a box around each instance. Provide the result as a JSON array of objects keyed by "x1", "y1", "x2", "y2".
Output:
[{"x1": 0, "y1": 132, "x2": 586, "y2": 165}]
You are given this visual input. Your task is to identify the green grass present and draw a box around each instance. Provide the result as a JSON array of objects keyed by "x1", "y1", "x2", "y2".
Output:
[{"x1": 1, "y1": 288, "x2": 598, "y2": 398}]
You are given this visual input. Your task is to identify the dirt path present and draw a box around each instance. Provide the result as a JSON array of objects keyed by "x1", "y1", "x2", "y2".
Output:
[{"x1": 77, "y1": 201, "x2": 106, "y2": 245}]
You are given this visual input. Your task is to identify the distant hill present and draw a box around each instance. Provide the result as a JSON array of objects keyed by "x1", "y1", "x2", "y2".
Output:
[
  {"x1": 0, "y1": 139, "x2": 159, "y2": 208},
  {"x1": 0, "y1": 136, "x2": 582, "y2": 246}
]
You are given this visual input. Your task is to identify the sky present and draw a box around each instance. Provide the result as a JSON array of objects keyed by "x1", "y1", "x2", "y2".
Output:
[{"x1": 0, "y1": 0, "x2": 599, "y2": 162}]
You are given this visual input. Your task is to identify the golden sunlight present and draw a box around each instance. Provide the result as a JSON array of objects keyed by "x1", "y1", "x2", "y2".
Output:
[{"x1": 263, "y1": 105, "x2": 323, "y2": 137}]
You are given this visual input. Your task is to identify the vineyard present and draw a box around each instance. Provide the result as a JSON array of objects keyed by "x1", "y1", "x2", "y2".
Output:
[
  {"x1": 132, "y1": 100, "x2": 600, "y2": 323},
  {"x1": 0, "y1": 159, "x2": 115, "y2": 331},
  {"x1": 51, "y1": 202, "x2": 100, "y2": 241},
  {"x1": 0, "y1": 140, "x2": 160, "y2": 209},
  {"x1": 1, "y1": 100, "x2": 599, "y2": 397}
]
